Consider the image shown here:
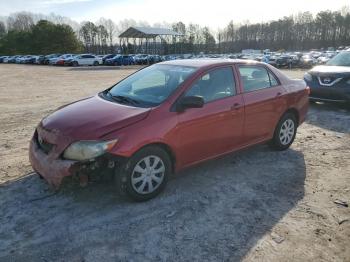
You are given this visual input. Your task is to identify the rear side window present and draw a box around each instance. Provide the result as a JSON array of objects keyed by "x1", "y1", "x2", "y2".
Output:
[
  {"x1": 185, "y1": 67, "x2": 236, "y2": 103},
  {"x1": 238, "y1": 66, "x2": 279, "y2": 92}
]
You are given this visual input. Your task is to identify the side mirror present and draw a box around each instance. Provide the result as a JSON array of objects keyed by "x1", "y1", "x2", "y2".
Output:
[{"x1": 176, "y1": 96, "x2": 204, "y2": 112}]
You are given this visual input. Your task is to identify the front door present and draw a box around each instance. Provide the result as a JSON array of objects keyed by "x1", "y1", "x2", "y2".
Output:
[{"x1": 176, "y1": 66, "x2": 245, "y2": 167}]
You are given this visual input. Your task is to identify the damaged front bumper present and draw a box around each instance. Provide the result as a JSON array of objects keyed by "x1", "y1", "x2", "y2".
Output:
[
  {"x1": 29, "y1": 125, "x2": 125, "y2": 189},
  {"x1": 29, "y1": 137, "x2": 80, "y2": 188}
]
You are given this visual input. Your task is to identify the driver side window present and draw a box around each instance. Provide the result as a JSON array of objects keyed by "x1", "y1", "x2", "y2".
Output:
[{"x1": 185, "y1": 67, "x2": 236, "y2": 103}]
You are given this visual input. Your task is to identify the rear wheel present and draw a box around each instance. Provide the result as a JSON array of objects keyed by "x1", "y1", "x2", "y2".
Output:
[
  {"x1": 270, "y1": 113, "x2": 297, "y2": 150},
  {"x1": 73, "y1": 61, "x2": 79, "y2": 67},
  {"x1": 119, "y1": 146, "x2": 171, "y2": 201},
  {"x1": 93, "y1": 61, "x2": 99, "y2": 66}
]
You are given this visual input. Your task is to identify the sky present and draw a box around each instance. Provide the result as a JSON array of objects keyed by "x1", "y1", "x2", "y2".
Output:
[{"x1": 0, "y1": 0, "x2": 349, "y2": 28}]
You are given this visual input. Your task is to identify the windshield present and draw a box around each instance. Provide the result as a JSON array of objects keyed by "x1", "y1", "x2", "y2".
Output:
[
  {"x1": 106, "y1": 64, "x2": 196, "y2": 107},
  {"x1": 326, "y1": 51, "x2": 350, "y2": 66}
]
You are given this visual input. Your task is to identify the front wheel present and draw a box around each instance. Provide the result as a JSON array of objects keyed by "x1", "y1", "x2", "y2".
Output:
[
  {"x1": 270, "y1": 113, "x2": 297, "y2": 150},
  {"x1": 119, "y1": 146, "x2": 171, "y2": 201}
]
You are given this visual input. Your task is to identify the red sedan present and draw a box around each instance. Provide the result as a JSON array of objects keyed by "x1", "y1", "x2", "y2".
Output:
[{"x1": 29, "y1": 59, "x2": 309, "y2": 201}]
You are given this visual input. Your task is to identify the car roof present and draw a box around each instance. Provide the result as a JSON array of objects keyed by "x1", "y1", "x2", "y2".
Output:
[{"x1": 160, "y1": 58, "x2": 263, "y2": 68}]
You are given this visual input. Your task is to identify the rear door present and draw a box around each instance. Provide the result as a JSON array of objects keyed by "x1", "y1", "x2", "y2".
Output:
[
  {"x1": 176, "y1": 66, "x2": 244, "y2": 167},
  {"x1": 81, "y1": 55, "x2": 90, "y2": 65},
  {"x1": 236, "y1": 65, "x2": 286, "y2": 144},
  {"x1": 86, "y1": 55, "x2": 95, "y2": 65}
]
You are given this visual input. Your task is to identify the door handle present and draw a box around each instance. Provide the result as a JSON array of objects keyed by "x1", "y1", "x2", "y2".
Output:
[{"x1": 231, "y1": 103, "x2": 241, "y2": 110}]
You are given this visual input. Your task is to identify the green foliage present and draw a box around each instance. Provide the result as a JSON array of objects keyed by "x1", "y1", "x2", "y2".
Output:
[{"x1": 0, "y1": 20, "x2": 83, "y2": 55}]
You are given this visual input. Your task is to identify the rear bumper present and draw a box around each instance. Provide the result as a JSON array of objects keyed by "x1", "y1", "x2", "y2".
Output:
[{"x1": 29, "y1": 138, "x2": 79, "y2": 188}]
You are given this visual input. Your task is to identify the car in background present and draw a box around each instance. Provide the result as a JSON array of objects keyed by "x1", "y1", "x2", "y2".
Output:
[
  {"x1": 148, "y1": 55, "x2": 162, "y2": 64},
  {"x1": 0, "y1": 56, "x2": 9, "y2": 63},
  {"x1": 300, "y1": 54, "x2": 316, "y2": 68},
  {"x1": 276, "y1": 55, "x2": 292, "y2": 68},
  {"x1": 105, "y1": 55, "x2": 134, "y2": 66},
  {"x1": 266, "y1": 55, "x2": 278, "y2": 67},
  {"x1": 102, "y1": 54, "x2": 117, "y2": 64},
  {"x1": 119, "y1": 55, "x2": 135, "y2": 65},
  {"x1": 134, "y1": 54, "x2": 150, "y2": 65},
  {"x1": 69, "y1": 54, "x2": 100, "y2": 66},
  {"x1": 96, "y1": 55, "x2": 104, "y2": 65},
  {"x1": 35, "y1": 55, "x2": 46, "y2": 65},
  {"x1": 2, "y1": 56, "x2": 12, "y2": 63},
  {"x1": 49, "y1": 54, "x2": 74, "y2": 65},
  {"x1": 105, "y1": 55, "x2": 121, "y2": 66},
  {"x1": 304, "y1": 50, "x2": 350, "y2": 105},
  {"x1": 43, "y1": 54, "x2": 61, "y2": 65},
  {"x1": 52, "y1": 54, "x2": 75, "y2": 66},
  {"x1": 22, "y1": 55, "x2": 37, "y2": 64},
  {"x1": 15, "y1": 56, "x2": 25, "y2": 64},
  {"x1": 29, "y1": 59, "x2": 308, "y2": 201}
]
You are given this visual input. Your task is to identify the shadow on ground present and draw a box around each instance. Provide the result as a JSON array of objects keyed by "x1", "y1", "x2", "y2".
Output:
[
  {"x1": 307, "y1": 102, "x2": 350, "y2": 133},
  {"x1": 0, "y1": 145, "x2": 305, "y2": 262}
]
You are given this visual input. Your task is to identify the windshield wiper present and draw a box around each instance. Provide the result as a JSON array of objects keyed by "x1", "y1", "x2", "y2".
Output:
[{"x1": 107, "y1": 91, "x2": 140, "y2": 105}]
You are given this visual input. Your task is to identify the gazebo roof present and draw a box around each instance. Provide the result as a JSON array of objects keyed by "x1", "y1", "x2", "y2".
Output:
[{"x1": 119, "y1": 26, "x2": 183, "y2": 38}]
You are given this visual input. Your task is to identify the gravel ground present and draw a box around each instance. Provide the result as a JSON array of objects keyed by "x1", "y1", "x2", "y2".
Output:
[{"x1": 0, "y1": 64, "x2": 349, "y2": 262}]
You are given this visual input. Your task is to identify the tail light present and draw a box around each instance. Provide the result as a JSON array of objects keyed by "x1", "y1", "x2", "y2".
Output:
[{"x1": 306, "y1": 86, "x2": 310, "y2": 95}]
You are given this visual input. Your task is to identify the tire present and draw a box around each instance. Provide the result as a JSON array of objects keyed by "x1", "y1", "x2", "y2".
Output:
[
  {"x1": 120, "y1": 146, "x2": 172, "y2": 201},
  {"x1": 114, "y1": 62, "x2": 118, "y2": 66},
  {"x1": 73, "y1": 61, "x2": 79, "y2": 67},
  {"x1": 270, "y1": 112, "x2": 297, "y2": 151},
  {"x1": 93, "y1": 61, "x2": 99, "y2": 66}
]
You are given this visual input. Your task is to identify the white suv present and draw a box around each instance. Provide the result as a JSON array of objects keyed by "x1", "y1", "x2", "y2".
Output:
[{"x1": 72, "y1": 54, "x2": 100, "y2": 66}]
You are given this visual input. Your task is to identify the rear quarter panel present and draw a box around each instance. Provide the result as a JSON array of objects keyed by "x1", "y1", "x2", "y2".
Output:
[{"x1": 281, "y1": 78, "x2": 309, "y2": 125}]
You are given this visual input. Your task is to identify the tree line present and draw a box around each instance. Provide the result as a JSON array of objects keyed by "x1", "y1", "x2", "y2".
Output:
[
  {"x1": 216, "y1": 7, "x2": 350, "y2": 52},
  {"x1": 0, "y1": 7, "x2": 349, "y2": 55}
]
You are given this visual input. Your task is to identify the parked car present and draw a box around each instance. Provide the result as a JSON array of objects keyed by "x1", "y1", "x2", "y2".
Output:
[
  {"x1": 35, "y1": 55, "x2": 46, "y2": 65},
  {"x1": 69, "y1": 54, "x2": 100, "y2": 66},
  {"x1": 105, "y1": 55, "x2": 134, "y2": 66},
  {"x1": 52, "y1": 54, "x2": 74, "y2": 66},
  {"x1": 15, "y1": 56, "x2": 25, "y2": 64},
  {"x1": 134, "y1": 54, "x2": 149, "y2": 64},
  {"x1": 22, "y1": 55, "x2": 37, "y2": 64},
  {"x1": 43, "y1": 54, "x2": 61, "y2": 65},
  {"x1": 49, "y1": 54, "x2": 74, "y2": 65},
  {"x1": 102, "y1": 54, "x2": 117, "y2": 64},
  {"x1": 0, "y1": 56, "x2": 9, "y2": 63},
  {"x1": 148, "y1": 55, "x2": 162, "y2": 64},
  {"x1": 3, "y1": 55, "x2": 26, "y2": 63},
  {"x1": 300, "y1": 54, "x2": 316, "y2": 68},
  {"x1": 3, "y1": 56, "x2": 12, "y2": 63},
  {"x1": 304, "y1": 50, "x2": 350, "y2": 104},
  {"x1": 29, "y1": 59, "x2": 309, "y2": 201}
]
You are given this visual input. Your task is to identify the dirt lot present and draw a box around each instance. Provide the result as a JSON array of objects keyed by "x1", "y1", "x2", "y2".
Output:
[{"x1": 0, "y1": 64, "x2": 349, "y2": 262}]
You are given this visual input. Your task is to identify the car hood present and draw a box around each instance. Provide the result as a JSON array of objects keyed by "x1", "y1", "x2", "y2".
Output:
[
  {"x1": 310, "y1": 65, "x2": 350, "y2": 74},
  {"x1": 41, "y1": 95, "x2": 151, "y2": 140}
]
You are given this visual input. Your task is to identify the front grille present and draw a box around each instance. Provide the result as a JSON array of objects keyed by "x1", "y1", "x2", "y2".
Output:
[
  {"x1": 36, "y1": 133, "x2": 54, "y2": 154},
  {"x1": 318, "y1": 75, "x2": 343, "y2": 86}
]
